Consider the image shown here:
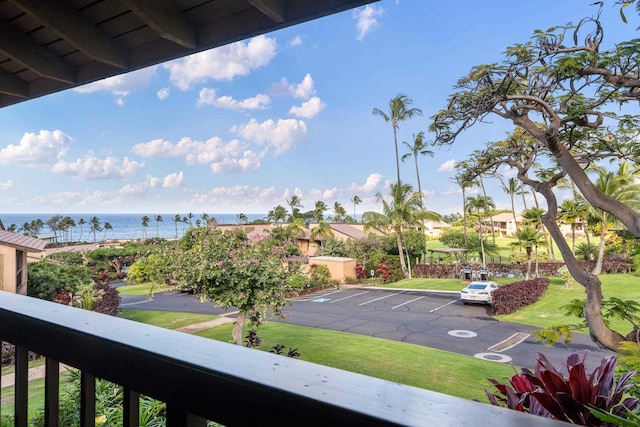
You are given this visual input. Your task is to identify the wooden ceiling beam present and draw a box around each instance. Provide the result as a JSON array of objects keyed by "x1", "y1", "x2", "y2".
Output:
[
  {"x1": 120, "y1": 0, "x2": 197, "y2": 49},
  {"x1": 0, "y1": 20, "x2": 76, "y2": 83},
  {"x1": 249, "y1": 0, "x2": 286, "y2": 23},
  {"x1": 9, "y1": 0, "x2": 129, "y2": 69}
]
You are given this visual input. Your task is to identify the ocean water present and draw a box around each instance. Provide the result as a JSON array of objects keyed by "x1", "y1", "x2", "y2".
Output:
[{"x1": 0, "y1": 213, "x2": 267, "y2": 241}]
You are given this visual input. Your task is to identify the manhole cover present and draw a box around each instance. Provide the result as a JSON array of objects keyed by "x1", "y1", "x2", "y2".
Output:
[
  {"x1": 447, "y1": 330, "x2": 477, "y2": 338},
  {"x1": 474, "y1": 352, "x2": 512, "y2": 363},
  {"x1": 311, "y1": 298, "x2": 331, "y2": 303}
]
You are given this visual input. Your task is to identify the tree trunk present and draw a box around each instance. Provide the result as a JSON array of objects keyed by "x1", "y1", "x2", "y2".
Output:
[
  {"x1": 232, "y1": 311, "x2": 246, "y2": 345},
  {"x1": 393, "y1": 124, "x2": 401, "y2": 184},
  {"x1": 395, "y1": 227, "x2": 408, "y2": 278},
  {"x1": 593, "y1": 224, "x2": 607, "y2": 275},
  {"x1": 532, "y1": 180, "x2": 625, "y2": 351}
]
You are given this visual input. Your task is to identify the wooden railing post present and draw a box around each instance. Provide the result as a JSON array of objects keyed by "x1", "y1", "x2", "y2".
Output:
[
  {"x1": 45, "y1": 358, "x2": 60, "y2": 426},
  {"x1": 14, "y1": 346, "x2": 28, "y2": 427}
]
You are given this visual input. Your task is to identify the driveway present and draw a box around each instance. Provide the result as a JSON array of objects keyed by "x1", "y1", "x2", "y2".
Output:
[{"x1": 119, "y1": 286, "x2": 614, "y2": 370}]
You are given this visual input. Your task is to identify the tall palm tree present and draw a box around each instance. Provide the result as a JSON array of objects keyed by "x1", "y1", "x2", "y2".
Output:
[
  {"x1": 512, "y1": 225, "x2": 547, "y2": 279},
  {"x1": 172, "y1": 214, "x2": 182, "y2": 238},
  {"x1": 141, "y1": 215, "x2": 150, "y2": 238},
  {"x1": 583, "y1": 162, "x2": 640, "y2": 275},
  {"x1": 313, "y1": 201, "x2": 328, "y2": 222},
  {"x1": 476, "y1": 175, "x2": 497, "y2": 244},
  {"x1": 362, "y1": 182, "x2": 439, "y2": 277},
  {"x1": 401, "y1": 131, "x2": 434, "y2": 208},
  {"x1": 155, "y1": 215, "x2": 163, "y2": 237},
  {"x1": 450, "y1": 172, "x2": 476, "y2": 246},
  {"x1": 78, "y1": 218, "x2": 86, "y2": 241},
  {"x1": 89, "y1": 216, "x2": 102, "y2": 242},
  {"x1": 286, "y1": 195, "x2": 303, "y2": 221},
  {"x1": 333, "y1": 201, "x2": 347, "y2": 223},
  {"x1": 103, "y1": 222, "x2": 113, "y2": 241},
  {"x1": 500, "y1": 177, "x2": 522, "y2": 232},
  {"x1": 558, "y1": 199, "x2": 582, "y2": 253},
  {"x1": 236, "y1": 213, "x2": 248, "y2": 224},
  {"x1": 350, "y1": 195, "x2": 362, "y2": 221},
  {"x1": 372, "y1": 94, "x2": 423, "y2": 183},
  {"x1": 267, "y1": 205, "x2": 287, "y2": 226},
  {"x1": 466, "y1": 195, "x2": 494, "y2": 267}
]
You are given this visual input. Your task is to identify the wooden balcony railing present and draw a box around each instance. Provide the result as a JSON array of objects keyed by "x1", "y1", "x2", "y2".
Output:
[{"x1": 0, "y1": 291, "x2": 566, "y2": 426}]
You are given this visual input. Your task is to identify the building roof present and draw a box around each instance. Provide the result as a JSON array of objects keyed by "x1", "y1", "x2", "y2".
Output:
[
  {"x1": 488, "y1": 212, "x2": 522, "y2": 222},
  {"x1": 0, "y1": 0, "x2": 375, "y2": 110},
  {"x1": 328, "y1": 223, "x2": 367, "y2": 240},
  {"x1": 0, "y1": 230, "x2": 47, "y2": 252}
]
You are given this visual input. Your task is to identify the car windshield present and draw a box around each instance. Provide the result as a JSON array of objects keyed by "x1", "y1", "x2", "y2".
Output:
[{"x1": 467, "y1": 284, "x2": 487, "y2": 290}]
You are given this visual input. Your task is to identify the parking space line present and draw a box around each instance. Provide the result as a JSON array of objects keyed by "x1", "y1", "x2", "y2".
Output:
[
  {"x1": 392, "y1": 296, "x2": 425, "y2": 309},
  {"x1": 359, "y1": 292, "x2": 402, "y2": 306},
  {"x1": 429, "y1": 298, "x2": 459, "y2": 313},
  {"x1": 329, "y1": 291, "x2": 370, "y2": 303},
  {"x1": 488, "y1": 332, "x2": 530, "y2": 352},
  {"x1": 296, "y1": 289, "x2": 344, "y2": 301}
]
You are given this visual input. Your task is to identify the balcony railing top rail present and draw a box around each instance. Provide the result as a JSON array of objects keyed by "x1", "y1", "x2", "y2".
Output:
[{"x1": 0, "y1": 291, "x2": 566, "y2": 426}]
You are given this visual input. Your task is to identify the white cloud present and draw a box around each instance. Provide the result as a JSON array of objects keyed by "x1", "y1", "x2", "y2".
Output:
[
  {"x1": 349, "y1": 173, "x2": 384, "y2": 193},
  {"x1": 233, "y1": 118, "x2": 307, "y2": 155},
  {"x1": 0, "y1": 130, "x2": 71, "y2": 165},
  {"x1": 115, "y1": 98, "x2": 125, "y2": 106},
  {"x1": 288, "y1": 36, "x2": 302, "y2": 47},
  {"x1": 163, "y1": 171, "x2": 184, "y2": 188},
  {"x1": 437, "y1": 159, "x2": 457, "y2": 172},
  {"x1": 498, "y1": 165, "x2": 518, "y2": 179},
  {"x1": 157, "y1": 87, "x2": 170, "y2": 100},
  {"x1": 74, "y1": 66, "x2": 157, "y2": 96},
  {"x1": 197, "y1": 88, "x2": 270, "y2": 111},
  {"x1": 289, "y1": 96, "x2": 326, "y2": 118},
  {"x1": 51, "y1": 155, "x2": 144, "y2": 179},
  {"x1": 131, "y1": 136, "x2": 264, "y2": 173},
  {"x1": 164, "y1": 35, "x2": 277, "y2": 90},
  {"x1": 323, "y1": 188, "x2": 338, "y2": 199},
  {"x1": 0, "y1": 179, "x2": 13, "y2": 191},
  {"x1": 192, "y1": 185, "x2": 277, "y2": 210},
  {"x1": 271, "y1": 73, "x2": 315, "y2": 99},
  {"x1": 353, "y1": 4, "x2": 383, "y2": 40}
]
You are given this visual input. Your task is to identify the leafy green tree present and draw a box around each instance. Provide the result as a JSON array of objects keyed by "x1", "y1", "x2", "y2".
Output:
[
  {"x1": 362, "y1": 181, "x2": 439, "y2": 277},
  {"x1": 154, "y1": 227, "x2": 292, "y2": 345},
  {"x1": 402, "y1": 131, "x2": 434, "y2": 209},
  {"x1": 372, "y1": 94, "x2": 423, "y2": 183},
  {"x1": 46, "y1": 214, "x2": 63, "y2": 243},
  {"x1": 429, "y1": 13, "x2": 640, "y2": 350}
]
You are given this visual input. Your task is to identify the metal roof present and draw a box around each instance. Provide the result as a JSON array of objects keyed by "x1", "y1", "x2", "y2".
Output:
[
  {"x1": 0, "y1": 230, "x2": 47, "y2": 252},
  {"x1": 0, "y1": 0, "x2": 376, "y2": 110}
]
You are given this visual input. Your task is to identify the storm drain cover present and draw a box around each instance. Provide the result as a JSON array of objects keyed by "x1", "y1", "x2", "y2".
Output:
[
  {"x1": 447, "y1": 330, "x2": 477, "y2": 338},
  {"x1": 311, "y1": 298, "x2": 332, "y2": 303},
  {"x1": 474, "y1": 352, "x2": 512, "y2": 363}
]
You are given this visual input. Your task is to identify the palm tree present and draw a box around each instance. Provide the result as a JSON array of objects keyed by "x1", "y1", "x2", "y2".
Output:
[
  {"x1": 558, "y1": 199, "x2": 582, "y2": 253},
  {"x1": 362, "y1": 181, "x2": 439, "y2": 277},
  {"x1": 89, "y1": 216, "x2": 102, "y2": 242},
  {"x1": 286, "y1": 217, "x2": 305, "y2": 246},
  {"x1": 155, "y1": 215, "x2": 163, "y2": 237},
  {"x1": 350, "y1": 195, "x2": 362, "y2": 221},
  {"x1": 103, "y1": 222, "x2": 113, "y2": 240},
  {"x1": 372, "y1": 94, "x2": 423, "y2": 183},
  {"x1": 236, "y1": 213, "x2": 248, "y2": 224},
  {"x1": 333, "y1": 201, "x2": 347, "y2": 223},
  {"x1": 500, "y1": 177, "x2": 522, "y2": 232},
  {"x1": 267, "y1": 205, "x2": 287, "y2": 226},
  {"x1": 401, "y1": 131, "x2": 434, "y2": 208},
  {"x1": 19, "y1": 222, "x2": 31, "y2": 236},
  {"x1": 310, "y1": 220, "x2": 333, "y2": 255},
  {"x1": 583, "y1": 162, "x2": 640, "y2": 275},
  {"x1": 141, "y1": 216, "x2": 150, "y2": 238},
  {"x1": 172, "y1": 214, "x2": 182, "y2": 238},
  {"x1": 313, "y1": 201, "x2": 328, "y2": 222},
  {"x1": 512, "y1": 225, "x2": 547, "y2": 279},
  {"x1": 286, "y1": 195, "x2": 303, "y2": 221},
  {"x1": 466, "y1": 195, "x2": 495, "y2": 267},
  {"x1": 522, "y1": 206, "x2": 554, "y2": 260},
  {"x1": 450, "y1": 172, "x2": 475, "y2": 246},
  {"x1": 78, "y1": 218, "x2": 86, "y2": 241}
]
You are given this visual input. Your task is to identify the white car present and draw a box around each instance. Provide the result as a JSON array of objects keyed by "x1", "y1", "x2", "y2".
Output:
[{"x1": 460, "y1": 281, "x2": 499, "y2": 305}]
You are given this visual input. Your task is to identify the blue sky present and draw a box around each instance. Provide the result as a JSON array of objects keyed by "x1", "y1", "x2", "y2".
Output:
[{"x1": 0, "y1": 1, "x2": 636, "y2": 216}]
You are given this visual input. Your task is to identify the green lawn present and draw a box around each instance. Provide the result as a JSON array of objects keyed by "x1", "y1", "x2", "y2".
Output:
[
  {"x1": 497, "y1": 273, "x2": 640, "y2": 334},
  {"x1": 118, "y1": 309, "x2": 218, "y2": 330},
  {"x1": 116, "y1": 282, "x2": 171, "y2": 296},
  {"x1": 1, "y1": 371, "x2": 74, "y2": 418},
  {"x1": 378, "y1": 276, "x2": 520, "y2": 291}
]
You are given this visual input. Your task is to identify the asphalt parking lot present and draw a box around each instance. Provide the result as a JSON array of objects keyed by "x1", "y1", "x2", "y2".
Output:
[{"x1": 120, "y1": 286, "x2": 614, "y2": 370}]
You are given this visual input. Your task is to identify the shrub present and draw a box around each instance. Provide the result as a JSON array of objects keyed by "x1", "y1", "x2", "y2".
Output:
[
  {"x1": 92, "y1": 282, "x2": 121, "y2": 316},
  {"x1": 491, "y1": 278, "x2": 549, "y2": 315},
  {"x1": 486, "y1": 352, "x2": 639, "y2": 425},
  {"x1": 287, "y1": 273, "x2": 311, "y2": 291},
  {"x1": 309, "y1": 264, "x2": 332, "y2": 286}
]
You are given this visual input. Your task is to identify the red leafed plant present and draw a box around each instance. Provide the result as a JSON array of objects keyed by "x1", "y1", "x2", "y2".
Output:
[{"x1": 486, "y1": 352, "x2": 639, "y2": 425}]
